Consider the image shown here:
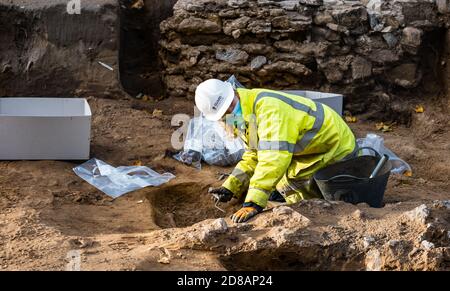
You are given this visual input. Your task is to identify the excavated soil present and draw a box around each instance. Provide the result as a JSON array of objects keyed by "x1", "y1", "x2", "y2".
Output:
[
  {"x1": 0, "y1": 0, "x2": 448, "y2": 271},
  {"x1": 0, "y1": 97, "x2": 448, "y2": 271},
  {"x1": 0, "y1": 0, "x2": 125, "y2": 98}
]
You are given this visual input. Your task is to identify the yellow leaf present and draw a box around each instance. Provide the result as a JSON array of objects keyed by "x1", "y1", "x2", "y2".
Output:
[
  {"x1": 383, "y1": 125, "x2": 392, "y2": 132},
  {"x1": 131, "y1": 0, "x2": 144, "y2": 9},
  {"x1": 404, "y1": 170, "x2": 413, "y2": 177},
  {"x1": 133, "y1": 160, "x2": 142, "y2": 166},
  {"x1": 414, "y1": 105, "x2": 424, "y2": 113},
  {"x1": 345, "y1": 116, "x2": 357, "y2": 123},
  {"x1": 152, "y1": 109, "x2": 163, "y2": 117},
  {"x1": 375, "y1": 122, "x2": 384, "y2": 130},
  {"x1": 376, "y1": 122, "x2": 393, "y2": 132}
]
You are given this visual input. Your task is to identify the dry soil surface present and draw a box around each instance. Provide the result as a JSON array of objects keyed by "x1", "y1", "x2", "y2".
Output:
[{"x1": 0, "y1": 97, "x2": 448, "y2": 270}]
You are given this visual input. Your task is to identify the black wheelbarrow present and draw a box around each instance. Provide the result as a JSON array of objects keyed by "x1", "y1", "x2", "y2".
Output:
[{"x1": 313, "y1": 147, "x2": 392, "y2": 208}]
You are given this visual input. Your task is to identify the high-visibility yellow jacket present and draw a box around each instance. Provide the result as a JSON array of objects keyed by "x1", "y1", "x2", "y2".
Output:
[{"x1": 222, "y1": 88, "x2": 356, "y2": 208}]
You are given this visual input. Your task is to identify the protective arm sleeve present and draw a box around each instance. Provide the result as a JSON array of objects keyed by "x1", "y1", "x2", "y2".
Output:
[
  {"x1": 222, "y1": 149, "x2": 257, "y2": 199},
  {"x1": 244, "y1": 105, "x2": 298, "y2": 208}
]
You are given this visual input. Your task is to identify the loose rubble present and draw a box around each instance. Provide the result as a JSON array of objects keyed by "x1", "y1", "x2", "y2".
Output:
[
  {"x1": 146, "y1": 199, "x2": 449, "y2": 271},
  {"x1": 405, "y1": 204, "x2": 430, "y2": 225}
]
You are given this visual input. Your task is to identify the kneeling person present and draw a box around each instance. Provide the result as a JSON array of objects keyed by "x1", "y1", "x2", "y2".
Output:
[{"x1": 195, "y1": 79, "x2": 356, "y2": 223}]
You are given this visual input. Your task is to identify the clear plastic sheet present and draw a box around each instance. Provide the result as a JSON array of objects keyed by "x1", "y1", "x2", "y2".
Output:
[
  {"x1": 226, "y1": 74, "x2": 245, "y2": 89},
  {"x1": 173, "y1": 149, "x2": 202, "y2": 170},
  {"x1": 357, "y1": 133, "x2": 412, "y2": 175},
  {"x1": 73, "y1": 158, "x2": 176, "y2": 198}
]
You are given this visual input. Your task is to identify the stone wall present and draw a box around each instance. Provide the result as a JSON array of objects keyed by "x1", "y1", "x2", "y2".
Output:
[{"x1": 159, "y1": 0, "x2": 446, "y2": 114}]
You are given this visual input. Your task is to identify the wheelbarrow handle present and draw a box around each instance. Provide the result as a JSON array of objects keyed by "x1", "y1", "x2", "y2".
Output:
[
  {"x1": 328, "y1": 174, "x2": 366, "y2": 183},
  {"x1": 357, "y1": 147, "x2": 382, "y2": 158},
  {"x1": 370, "y1": 154, "x2": 389, "y2": 179}
]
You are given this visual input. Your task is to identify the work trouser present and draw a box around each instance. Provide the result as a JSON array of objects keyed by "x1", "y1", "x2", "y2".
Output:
[{"x1": 276, "y1": 144, "x2": 358, "y2": 204}]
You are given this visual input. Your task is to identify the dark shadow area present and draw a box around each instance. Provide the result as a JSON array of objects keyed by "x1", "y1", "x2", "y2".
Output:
[
  {"x1": 119, "y1": 0, "x2": 178, "y2": 97},
  {"x1": 219, "y1": 245, "x2": 366, "y2": 271},
  {"x1": 417, "y1": 27, "x2": 447, "y2": 97}
]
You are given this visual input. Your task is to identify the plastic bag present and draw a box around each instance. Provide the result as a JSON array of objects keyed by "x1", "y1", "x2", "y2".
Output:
[
  {"x1": 173, "y1": 115, "x2": 204, "y2": 168},
  {"x1": 174, "y1": 75, "x2": 246, "y2": 169},
  {"x1": 73, "y1": 158, "x2": 175, "y2": 198},
  {"x1": 174, "y1": 115, "x2": 245, "y2": 169},
  {"x1": 226, "y1": 74, "x2": 245, "y2": 89},
  {"x1": 201, "y1": 118, "x2": 245, "y2": 166},
  {"x1": 357, "y1": 133, "x2": 412, "y2": 175},
  {"x1": 173, "y1": 150, "x2": 202, "y2": 169}
]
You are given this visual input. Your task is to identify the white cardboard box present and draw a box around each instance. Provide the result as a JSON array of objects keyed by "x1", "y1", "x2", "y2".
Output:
[
  {"x1": 283, "y1": 90, "x2": 344, "y2": 116},
  {"x1": 0, "y1": 98, "x2": 91, "y2": 160}
]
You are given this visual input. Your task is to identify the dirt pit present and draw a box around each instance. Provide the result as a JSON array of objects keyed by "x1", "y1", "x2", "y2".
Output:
[
  {"x1": 149, "y1": 182, "x2": 241, "y2": 228},
  {"x1": 0, "y1": 97, "x2": 448, "y2": 271}
]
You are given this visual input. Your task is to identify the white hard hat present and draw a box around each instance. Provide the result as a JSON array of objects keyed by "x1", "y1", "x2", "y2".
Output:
[{"x1": 195, "y1": 79, "x2": 235, "y2": 121}]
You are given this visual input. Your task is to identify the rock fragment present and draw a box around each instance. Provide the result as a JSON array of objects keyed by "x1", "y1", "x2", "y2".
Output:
[{"x1": 405, "y1": 204, "x2": 430, "y2": 225}]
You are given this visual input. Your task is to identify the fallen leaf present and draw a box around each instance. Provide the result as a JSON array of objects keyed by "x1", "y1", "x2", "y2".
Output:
[
  {"x1": 414, "y1": 105, "x2": 425, "y2": 113},
  {"x1": 375, "y1": 122, "x2": 384, "y2": 130},
  {"x1": 404, "y1": 171, "x2": 413, "y2": 177},
  {"x1": 152, "y1": 109, "x2": 163, "y2": 117},
  {"x1": 142, "y1": 95, "x2": 149, "y2": 102},
  {"x1": 345, "y1": 116, "x2": 358, "y2": 123},
  {"x1": 133, "y1": 160, "x2": 142, "y2": 166},
  {"x1": 131, "y1": 0, "x2": 144, "y2": 9},
  {"x1": 376, "y1": 122, "x2": 393, "y2": 132}
]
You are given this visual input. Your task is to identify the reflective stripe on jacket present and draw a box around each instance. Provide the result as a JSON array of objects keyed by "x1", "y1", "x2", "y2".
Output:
[{"x1": 222, "y1": 88, "x2": 356, "y2": 208}]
